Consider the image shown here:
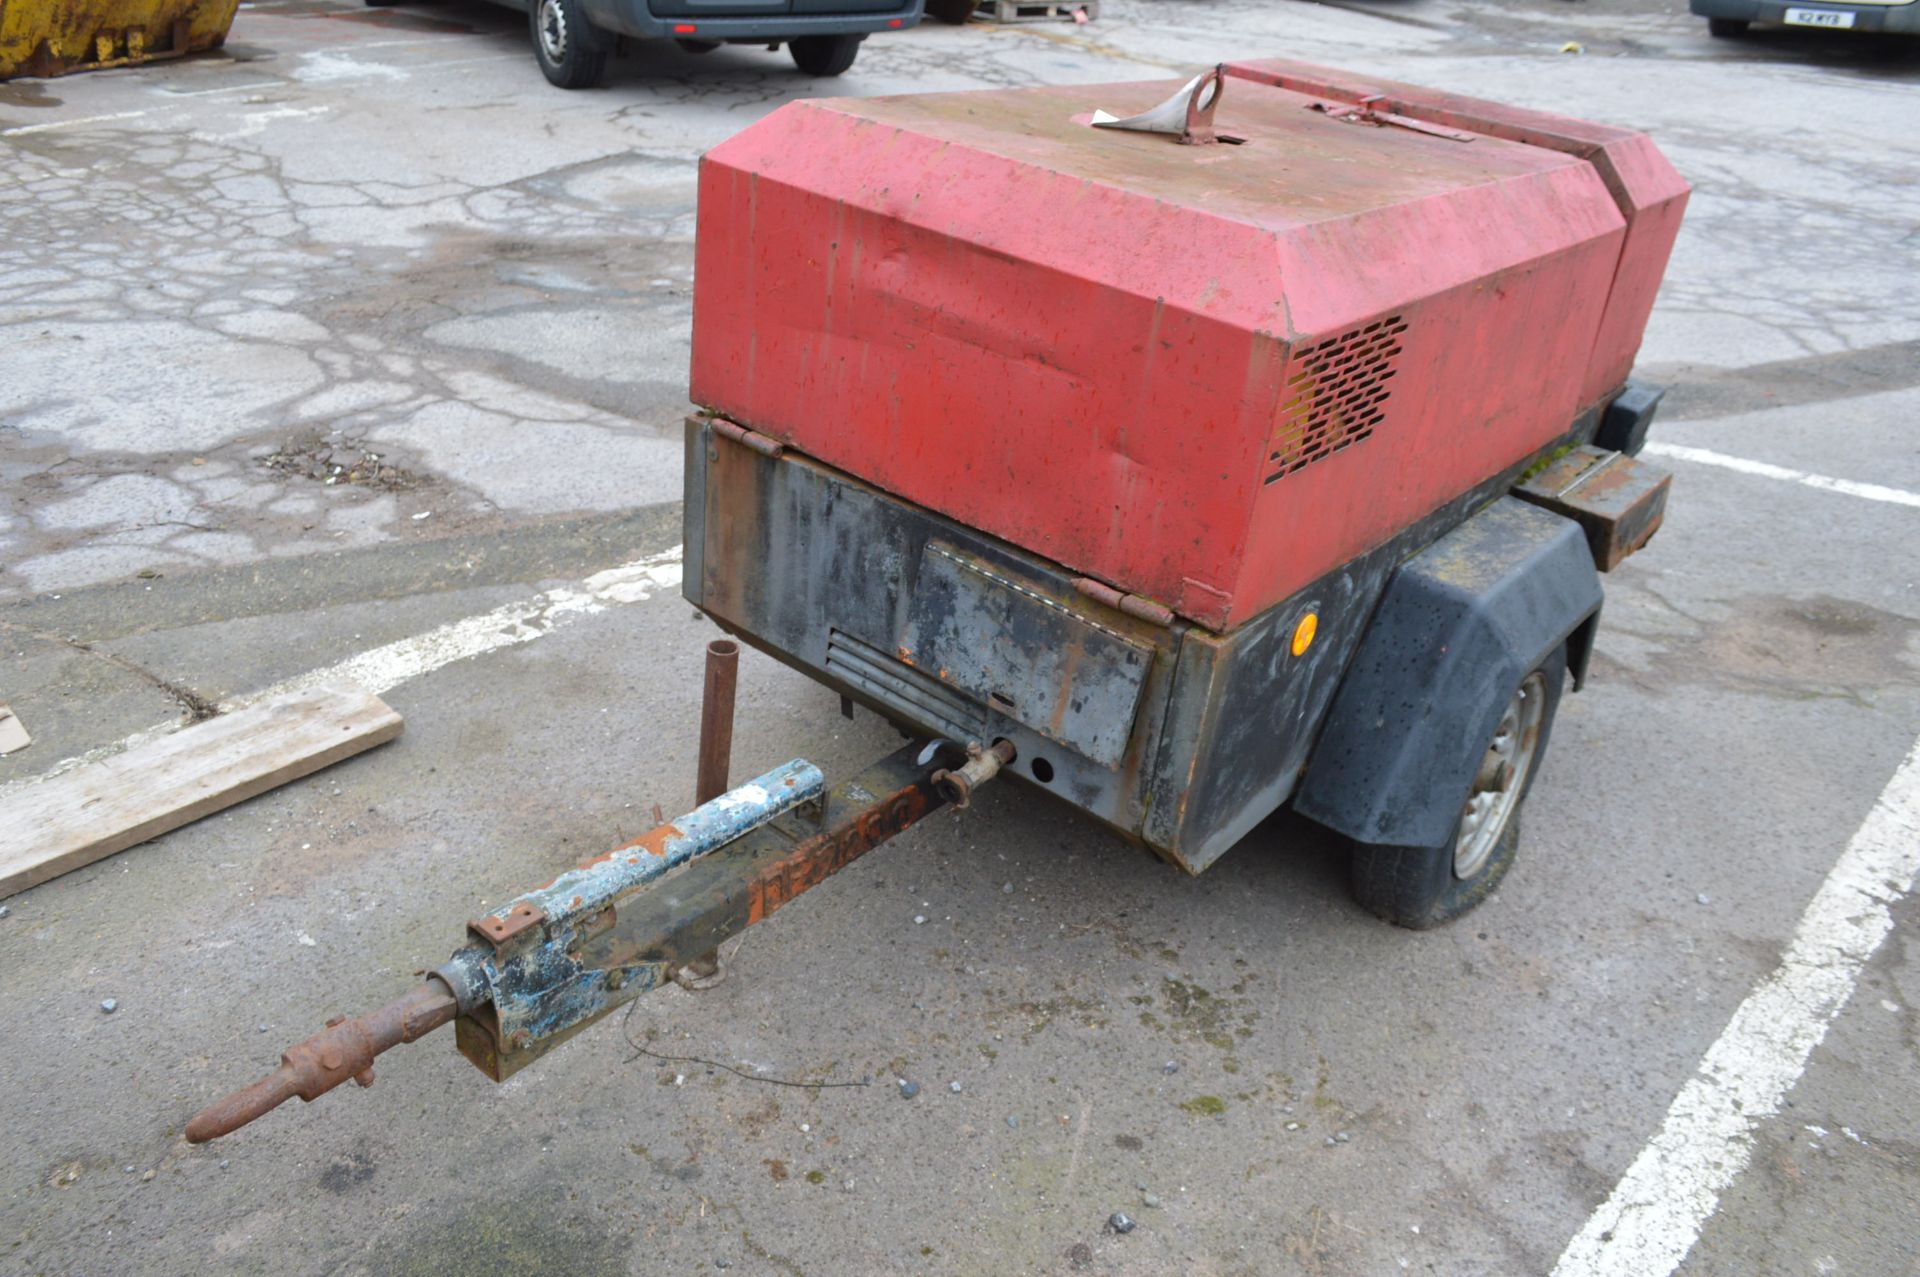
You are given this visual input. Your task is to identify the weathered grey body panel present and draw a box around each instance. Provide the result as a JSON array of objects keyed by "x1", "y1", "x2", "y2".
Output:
[
  {"x1": 899, "y1": 543, "x2": 1154, "y2": 770},
  {"x1": 690, "y1": 419, "x2": 1184, "y2": 850},
  {"x1": 686, "y1": 413, "x2": 1606, "y2": 873}
]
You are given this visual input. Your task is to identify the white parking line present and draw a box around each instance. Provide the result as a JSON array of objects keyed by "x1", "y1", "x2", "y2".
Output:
[
  {"x1": 1552, "y1": 734, "x2": 1920, "y2": 1277},
  {"x1": 312, "y1": 37, "x2": 490, "y2": 52},
  {"x1": 257, "y1": 547, "x2": 683, "y2": 703},
  {"x1": 1645, "y1": 442, "x2": 1920, "y2": 509},
  {"x1": 157, "y1": 80, "x2": 286, "y2": 97},
  {"x1": 0, "y1": 547, "x2": 683, "y2": 804},
  {"x1": 1, "y1": 111, "x2": 148, "y2": 137}
]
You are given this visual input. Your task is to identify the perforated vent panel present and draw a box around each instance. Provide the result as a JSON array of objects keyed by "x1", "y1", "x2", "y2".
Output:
[{"x1": 1264, "y1": 316, "x2": 1408, "y2": 484}]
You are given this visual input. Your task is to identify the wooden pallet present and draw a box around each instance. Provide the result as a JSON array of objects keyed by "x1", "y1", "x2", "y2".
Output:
[{"x1": 972, "y1": 0, "x2": 1097, "y2": 22}]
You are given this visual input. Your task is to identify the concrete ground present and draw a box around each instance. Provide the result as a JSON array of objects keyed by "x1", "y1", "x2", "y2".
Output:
[{"x1": 2, "y1": 1, "x2": 1917, "y2": 1274}]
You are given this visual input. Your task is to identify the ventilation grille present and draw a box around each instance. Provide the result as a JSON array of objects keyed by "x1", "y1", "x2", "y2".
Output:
[
  {"x1": 1264, "y1": 316, "x2": 1408, "y2": 484},
  {"x1": 826, "y1": 628, "x2": 986, "y2": 743}
]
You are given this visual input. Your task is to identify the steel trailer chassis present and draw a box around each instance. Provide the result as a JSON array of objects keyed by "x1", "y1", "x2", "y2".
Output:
[
  {"x1": 684, "y1": 389, "x2": 1665, "y2": 875},
  {"x1": 186, "y1": 387, "x2": 1667, "y2": 1141}
]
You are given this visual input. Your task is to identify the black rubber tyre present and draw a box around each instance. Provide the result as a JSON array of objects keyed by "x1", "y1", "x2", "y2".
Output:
[
  {"x1": 927, "y1": 0, "x2": 974, "y2": 22},
  {"x1": 1707, "y1": 16, "x2": 1750, "y2": 35},
  {"x1": 789, "y1": 33, "x2": 862, "y2": 76},
  {"x1": 530, "y1": 0, "x2": 610, "y2": 89},
  {"x1": 1348, "y1": 645, "x2": 1568, "y2": 930}
]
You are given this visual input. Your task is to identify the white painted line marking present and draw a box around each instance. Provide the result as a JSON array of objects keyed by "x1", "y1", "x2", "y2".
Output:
[
  {"x1": 256, "y1": 548, "x2": 682, "y2": 703},
  {"x1": 293, "y1": 50, "x2": 412, "y2": 83},
  {"x1": 409, "y1": 54, "x2": 528, "y2": 74},
  {"x1": 1551, "y1": 733, "x2": 1920, "y2": 1277},
  {"x1": 191, "y1": 103, "x2": 330, "y2": 141},
  {"x1": 0, "y1": 547, "x2": 683, "y2": 803},
  {"x1": 157, "y1": 80, "x2": 285, "y2": 97},
  {"x1": 313, "y1": 36, "x2": 487, "y2": 51},
  {"x1": 1, "y1": 111, "x2": 148, "y2": 137},
  {"x1": 1644, "y1": 442, "x2": 1920, "y2": 509}
]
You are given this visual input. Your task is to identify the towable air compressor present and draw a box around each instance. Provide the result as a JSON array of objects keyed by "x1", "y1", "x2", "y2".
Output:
[{"x1": 189, "y1": 61, "x2": 1685, "y2": 1141}]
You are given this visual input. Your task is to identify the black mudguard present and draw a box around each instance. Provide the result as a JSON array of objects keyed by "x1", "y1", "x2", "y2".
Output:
[{"x1": 1293, "y1": 497, "x2": 1603, "y2": 850}]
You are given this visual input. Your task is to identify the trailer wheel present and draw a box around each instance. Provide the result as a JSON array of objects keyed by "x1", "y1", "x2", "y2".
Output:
[
  {"x1": 530, "y1": 0, "x2": 610, "y2": 89},
  {"x1": 789, "y1": 34, "x2": 862, "y2": 76},
  {"x1": 1347, "y1": 645, "x2": 1567, "y2": 929}
]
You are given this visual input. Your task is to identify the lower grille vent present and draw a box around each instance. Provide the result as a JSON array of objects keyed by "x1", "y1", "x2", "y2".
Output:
[{"x1": 826, "y1": 628, "x2": 987, "y2": 741}]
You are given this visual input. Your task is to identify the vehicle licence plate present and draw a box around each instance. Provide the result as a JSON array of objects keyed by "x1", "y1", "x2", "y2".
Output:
[{"x1": 1784, "y1": 7, "x2": 1855, "y2": 25}]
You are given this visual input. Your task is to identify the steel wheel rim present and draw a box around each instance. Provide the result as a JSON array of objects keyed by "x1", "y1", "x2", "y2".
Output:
[
  {"x1": 1453, "y1": 671, "x2": 1545, "y2": 880},
  {"x1": 538, "y1": 0, "x2": 567, "y2": 62}
]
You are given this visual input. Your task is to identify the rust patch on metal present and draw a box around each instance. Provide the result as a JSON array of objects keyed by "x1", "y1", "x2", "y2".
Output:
[
  {"x1": 744, "y1": 782, "x2": 938, "y2": 927},
  {"x1": 1514, "y1": 445, "x2": 1670, "y2": 572},
  {"x1": 695, "y1": 417, "x2": 767, "y2": 625},
  {"x1": 468, "y1": 901, "x2": 544, "y2": 946},
  {"x1": 710, "y1": 416, "x2": 786, "y2": 458},
  {"x1": 185, "y1": 980, "x2": 457, "y2": 1143},
  {"x1": 541, "y1": 822, "x2": 685, "y2": 883},
  {"x1": 630, "y1": 824, "x2": 680, "y2": 858},
  {"x1": 1049, "y1": 632, "x2": 1086, "y2": 740},
  {"x1": 1118, "y1": 594, "x2": 1175, "y2": 627},
  {"x1": 697, "y1": 639, "x2": 740, "y2": 805}
]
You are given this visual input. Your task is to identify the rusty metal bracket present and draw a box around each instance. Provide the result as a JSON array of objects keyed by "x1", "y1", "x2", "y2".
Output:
[
  {"x1": 1090, "y1": 64, "x2": 1244, "y2": 146},
  {"x1": 1181, "y1": 65, "x2": 1245, "y2": 146},
  {"x1": 1307, "y1": 96, "x2": 1476, "y2": 143},
  {"x1": 468, "y1": 901, "x2": 544, "y2": 947},
  {"x1": 1513, "y1": 445, "x2": 1671, "y2": 571},
  {"x1": 455, "y1": 744, "x2": 955, "y2": 1081}
]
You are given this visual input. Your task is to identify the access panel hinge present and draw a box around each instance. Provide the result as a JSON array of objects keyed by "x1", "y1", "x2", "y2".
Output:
[
  {"x1": 1072, "y1": 576, "x2": 1176, "y2": 628},
  {"x1": 709, "y1": 416, "x2": 786, "y2": 458}
]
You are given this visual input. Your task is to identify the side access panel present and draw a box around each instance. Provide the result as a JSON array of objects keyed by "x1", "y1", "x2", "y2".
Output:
[
  {"x1": 686, "y1": 418, "x2": 1184, "y2": 843},
  {"x1": 1292, "y1": 497, "x2": 1602, "y2": 850},
  {"x1": 897, "y1": 544, "x2": 1155, "y2": 770}
]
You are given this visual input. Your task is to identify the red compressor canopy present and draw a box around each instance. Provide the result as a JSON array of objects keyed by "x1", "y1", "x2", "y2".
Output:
[{"x1": 690, "y1": 59, "x2": 1687, "y2": 631}]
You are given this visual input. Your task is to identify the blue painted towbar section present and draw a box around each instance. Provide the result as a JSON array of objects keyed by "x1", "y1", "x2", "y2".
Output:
[
  {"x1": 435, "y1": 759, "x2": 825, "y2": 1054},
  {"x1": 484, "y1": 758, "x2": 823, "y2": 936}
]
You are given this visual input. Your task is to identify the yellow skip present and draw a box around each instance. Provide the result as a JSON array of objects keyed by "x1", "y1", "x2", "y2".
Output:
[{"x1": 1, "y1": 0, "x2": 238, "y2": 80}]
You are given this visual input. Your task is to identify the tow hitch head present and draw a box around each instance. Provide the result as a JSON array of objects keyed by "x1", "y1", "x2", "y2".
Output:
[{"x1": 185, "y1": 647, "x2": 1017, "y2": 1141}]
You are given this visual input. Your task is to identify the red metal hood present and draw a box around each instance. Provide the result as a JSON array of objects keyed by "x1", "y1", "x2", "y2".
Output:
[{"x1": 691, "y1": 62, "x2": 1686, "y2": 631}]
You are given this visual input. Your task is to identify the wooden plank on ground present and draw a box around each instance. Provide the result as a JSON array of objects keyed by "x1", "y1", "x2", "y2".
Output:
[{"x1": 0, "y1": 682, "x2": 402, "y2": 900}]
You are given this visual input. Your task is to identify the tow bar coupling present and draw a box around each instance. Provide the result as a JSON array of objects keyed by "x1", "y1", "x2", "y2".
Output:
[
  {"x1": 932, "y1": 739, "x2": 1016, "y2": 809},
  {"x1": 184, "y1": 654, "x2": 1018, "y2": 1142}
]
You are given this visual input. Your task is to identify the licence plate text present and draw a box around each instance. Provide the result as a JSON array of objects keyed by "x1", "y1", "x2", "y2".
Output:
[{"x1": 1784, "y1": 7, "x2": 1856, "y2": 25}]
